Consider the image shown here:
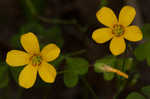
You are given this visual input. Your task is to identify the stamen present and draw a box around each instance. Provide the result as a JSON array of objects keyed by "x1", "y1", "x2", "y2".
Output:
[
  {"x1": 112, "y1": 24, "x2": 124, "y2": 37},
  {"x1": 31, "y1": 55, "x2": 42, "y2": 66}
]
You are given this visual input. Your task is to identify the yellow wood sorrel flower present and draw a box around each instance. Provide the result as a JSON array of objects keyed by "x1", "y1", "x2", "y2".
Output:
[
  {"x1": 6, "y1": 32, "x2": 60, "y2": 88},
  {"x1": 92, "y1": 6, "x2": 143, "y2": 55}
]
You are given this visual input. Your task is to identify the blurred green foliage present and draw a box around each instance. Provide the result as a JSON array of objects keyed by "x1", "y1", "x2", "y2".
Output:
[
  {"x1": 134, "y1": 42, "x2": 150, "y2": 64},
  {"x1": 126, "y1": 92, "x2": 145, "y2": 99},
  {"x1": 141, "y1": 85, "x2": 150, "y2": 98},
  {"x1": 141, "y1": 24, "x2": 150, "y2": 41},
  {"x1": 0, "y1": 64, "x2": 9, "y2": 88},
  {"x1": 66, "y1": 57, "x2": 89, "y2": 75},
  {"x1": 126, "y1": 85, "x2": 150, "y2": 99},
  {"x1": 134, "y1": 24, "x2": 150, "y2": 66}
]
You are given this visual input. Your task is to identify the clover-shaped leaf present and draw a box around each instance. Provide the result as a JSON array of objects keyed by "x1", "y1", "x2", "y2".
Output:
[
  {"x1": 63, "y1": 57, "x2": 89, "y2": 88},
  {"x1": 64, "y1": 72, "x2": 79, "y2": 88}
]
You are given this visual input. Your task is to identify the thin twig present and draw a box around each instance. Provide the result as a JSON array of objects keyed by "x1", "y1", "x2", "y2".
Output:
[
  {"x1": 82, "y1": 78, "x2": 99, "y2": 99},
  {"x1": 37, "y1": 16, "x2": 77, "y2": 25},
  {"x1": 66, "y1": 49, "x2": 87, "y2": 57}
]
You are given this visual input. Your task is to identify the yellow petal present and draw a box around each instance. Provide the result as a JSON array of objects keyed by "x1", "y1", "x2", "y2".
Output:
[
  {"x1": 38, "y1": 61, "x2": 56, "y2": 83},
  {"x1": 124, "y1": 26, "x2": 143, "y2": 42},
  {"x1": 110, "y1": 37, "x2": 126, "y2": 56},
  {"x1": 19, "y1": 64, "x2": 37, "y2": 89},
  {"x1": 41, "y1": 44, "x2": 60, "y2": 62},
  {"x1": 119, "y1": 6, "x2": 136, "y2": 26},
  {"x1": 6, "y1": 50, "x2": 30, "y2": 67},
  {"x1": 96, "y1": 7, "x2": 118, "y2": 28},
  {"x1": 21, "y1": 32, "x2": 40, "y2": 54},
  {"x1": 92, "y1": 28, "x2": 113, "y2": 43}
]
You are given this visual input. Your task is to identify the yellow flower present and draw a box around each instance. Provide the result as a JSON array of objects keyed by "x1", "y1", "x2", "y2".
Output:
[
  {"x1": 92, "y1": 6, "x2": 143, "y2": 55},
  {"x1": 6, "y1": 32, "x2": 60, "y2": 88}
]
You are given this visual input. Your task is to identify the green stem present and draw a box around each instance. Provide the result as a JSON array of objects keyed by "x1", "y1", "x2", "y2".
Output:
[
  {"x1": 37, "y1": 16, "x2": 77, "y2": 24},
  {"x1": 82, "y1": 78, "x2": 98, "y2": 99},
  {"x1": 57, "y1": 70, "x2": 70, "y2": 75},
  {"x1": 25, "y1": 0, "x2": 37, "y2": 16},
  {"x1": 25, "y1": 0, "x2": 78, "y2": 24},
  {"x1": 66, "y1": 49, "x2": 86, "y2": 57},
  {"x1": 114, "y1": 57, "x2": 127, "y2": 99}
]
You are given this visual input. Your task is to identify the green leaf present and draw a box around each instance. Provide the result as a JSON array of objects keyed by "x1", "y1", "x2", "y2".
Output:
[
  {"x1": 63, "y1": 57, "x2": 88, "y2": 88},
  {"x1": 126, "y1": 92, "x2": 145, "y2": 99},
  {"x1": 146, "y1": 54, "x2": 150, "y2": 66},
  {"x1": 66, "y1": 57, "x2": 89, "y2": 75},
  {"x1": 134, "y1": 43, "x2": 146, "y2": 61},
  {"x1": 0, "y1": 65, "x2": 9, "y2": 88},
  {"x1": 0, "y1": 74, "x2": 9, "y2": 88},
  {"x1": 104, "y1": 72, "x2": 114, "y2": 81},
  {"x1": 141, "y1": 24, "x2": 150, "y2": 41},
  {"x1": 134, "y1": 41, "x2": 150, "y2": 66},
  {"x1": 94, "y1": 56, "x2": 116, "y2": 73},
  {"x1": 134, "y1": 42, "x2": 150, "y2": 63},
  {"x1": 64, "y1": 72, "x2": 79, "y2": 88},
  {"x1": 94, "y1": 63, "x2": 106, "y2": 73},
  {"x1": 124, "y1": 58, "x2": 134, "y2": 71},
  {"x1": 141, "y1": 85, "x2": 150, "y2": 98}
]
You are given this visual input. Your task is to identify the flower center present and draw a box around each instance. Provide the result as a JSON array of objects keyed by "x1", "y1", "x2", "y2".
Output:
[
  {"x1": 31, "y1": 55, "x2": 42, "y2": 66},
  {"x1": 112, "y1": 24, "x2": 124, "y2": 37}
]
